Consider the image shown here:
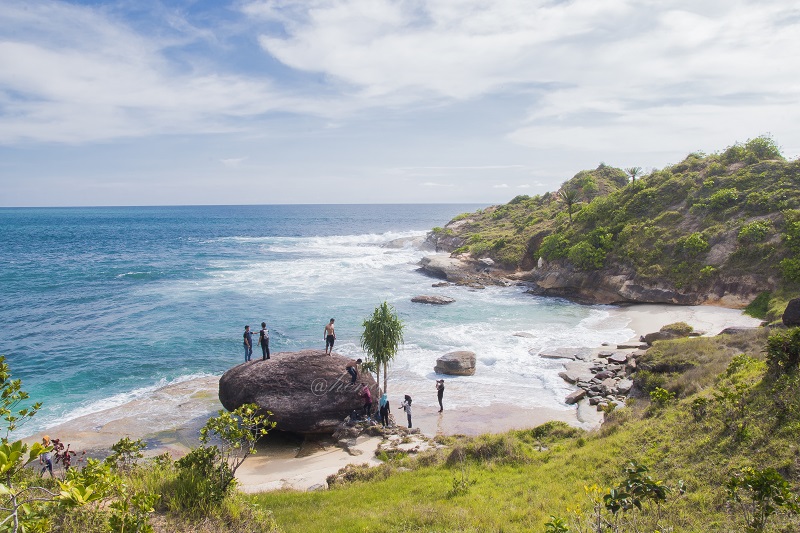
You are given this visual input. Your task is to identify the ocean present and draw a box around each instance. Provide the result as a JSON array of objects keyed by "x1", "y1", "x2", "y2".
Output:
[{"x1": 1, "y1": 204, "x2": 644, "y2": 437}]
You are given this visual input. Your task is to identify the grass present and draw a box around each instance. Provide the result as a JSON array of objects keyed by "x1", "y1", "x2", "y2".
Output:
[
  {"x1": 19, "y1": 327, "x2": 800, "y2": 532},
  {"x1": 246, "y1": 328, "x2": 800, "y2": 532}
]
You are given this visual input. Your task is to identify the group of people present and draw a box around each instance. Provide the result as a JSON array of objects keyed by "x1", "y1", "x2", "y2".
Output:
[
  {"x1": 242, "y1": 318, "x2": 337, "y2": 363},
  {"x1": 351, "y1": 377, "x2": 445, "y2": 430},
  {"x1": 242, "y1": 318, "x2": 448, "y2": 431},
  {"x1": 242, "y1": 323, "x2": 270, "y2": 362}
]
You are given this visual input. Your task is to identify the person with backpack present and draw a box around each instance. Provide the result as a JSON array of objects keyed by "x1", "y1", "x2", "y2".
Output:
[
  {"x1": 258, "y1": 322, "x2": 270, "y2": 360},
  {"x1": 400, "y1": 394, "x2": 412, "y2": 428}
]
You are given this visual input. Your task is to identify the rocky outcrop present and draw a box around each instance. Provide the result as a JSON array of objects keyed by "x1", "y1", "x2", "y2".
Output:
[
  {"x1": 783, "y1": 298, "x2": 800, "y2": 327},
  {"x1": 517, "y1": 260, "x2": 767, "y2": 306},
  {"x1": 411, "y1": 295, "x2": 455, "y2": 305},
  {"x1": 218, "y1": 350, "x2": 379, "y2": 435},
  {"x1": 418, "y1": 255, "x2": 508, "y2": 287},
  {"x1": 434, "y1": 351, "x2": 476, "y2": 376}
]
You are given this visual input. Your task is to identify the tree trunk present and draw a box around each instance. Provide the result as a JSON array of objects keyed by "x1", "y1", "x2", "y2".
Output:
[{"x1": 383, "y1": 361, "x2": 388, "y2": 392}]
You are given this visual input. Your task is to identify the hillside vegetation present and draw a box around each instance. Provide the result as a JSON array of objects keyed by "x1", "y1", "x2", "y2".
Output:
[{"x1": 428, "y1": 136, "x2": 800, "y2": 316}]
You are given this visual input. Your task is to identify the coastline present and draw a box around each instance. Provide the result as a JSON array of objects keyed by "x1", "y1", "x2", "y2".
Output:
[{"x1": 26, "y1": 303, "x2": 761, "y2": 491}]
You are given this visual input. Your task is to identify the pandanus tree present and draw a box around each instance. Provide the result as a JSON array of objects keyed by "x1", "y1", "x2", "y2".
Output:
[
  {"x1": 626, "y1": 166, "x2": 643, "y2": 184},
  {"x1": 360, "y1": 301, "x2": 404, "y2": 393},
  {"x1": 558, "y1": 188, "x2": 580, "y2": 224}
]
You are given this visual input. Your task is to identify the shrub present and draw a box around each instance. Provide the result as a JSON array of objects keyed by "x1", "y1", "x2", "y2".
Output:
[
  {"x1": 567, "y1": 241, "x2": 606, "y2": 270},
  {"x1": 649, "y1": 387, "x2": 676, "y2": 408},
  {"x1": 661, "y1": 322, "x2": 694, "y2": 335},
  {"x1": 766, "y1": 328, "x2": 800, "y2": 374},
  {"x1": 708, "y1": 188, "x2": 740, "y2": 209},
  {"x1": 678, "y1": 232, "x2": 709, "y2": 257},
  {"x1": 538, "y1": 233, "x2": 570, "y2": 260},
  {"x1": 738, "y1": 220, "x2": 773, "y2": 243}
]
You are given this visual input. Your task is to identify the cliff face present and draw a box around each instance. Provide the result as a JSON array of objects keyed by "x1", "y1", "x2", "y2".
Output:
[{"x1": 423, "y1": 138, "x2": 799, "y2": 308}]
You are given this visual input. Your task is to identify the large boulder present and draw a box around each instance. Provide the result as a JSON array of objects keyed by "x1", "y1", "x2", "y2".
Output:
[
  {"x1": 434, "y1": 351, "x2": 476, "y2": 376},
  {"x1": 218, "y1": 350, "x2": 378, "y2": 435},
  {"x1": 783, "y1": 298, "x2": 800, "y2": 327}
]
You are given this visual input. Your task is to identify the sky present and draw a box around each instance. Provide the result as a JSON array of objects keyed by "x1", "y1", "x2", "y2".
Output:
[{"x1": 0, "y1": 0, "x2": 798, "y2": 207}]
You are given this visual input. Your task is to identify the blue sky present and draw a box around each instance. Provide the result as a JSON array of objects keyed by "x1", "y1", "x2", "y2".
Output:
[{"x1": 1, "y1": 0, "x2": 798, "y2": 207}]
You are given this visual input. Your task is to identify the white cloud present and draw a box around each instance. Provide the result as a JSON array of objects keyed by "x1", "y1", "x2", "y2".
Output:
[
  {"x1": 493, "y1": 184, "x2": 509, "y2": 188},
  {"x1": 220, "y1": 157, "x2": 247, "y2": 168}
]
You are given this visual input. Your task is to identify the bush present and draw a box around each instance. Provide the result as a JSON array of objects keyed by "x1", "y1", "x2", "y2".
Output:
[
  {"x1": 538, "y1": 233, "x2": 570, "y2": 260},
  {"x1": 766, "y1": 328, "x2": 800, "y2": 374},
  {"x1": 567, "y1": 241, "x2": 606, "y2": 270},
  {"x1": 738, "y1": 220, "x2": 773, "y2": 243},
  {"x1": 678, "y1": 232, "x2": 709, "y2": 257},
  {"x1": 708, "y1": 188, "x2": 740, "y2": 209}
]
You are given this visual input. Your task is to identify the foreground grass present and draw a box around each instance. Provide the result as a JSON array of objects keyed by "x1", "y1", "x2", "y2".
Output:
[{"x1": 250, "y1": 328, "x2": 800, "y2": 532}]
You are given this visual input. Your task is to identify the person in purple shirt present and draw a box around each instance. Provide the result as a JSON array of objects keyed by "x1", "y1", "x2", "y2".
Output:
[{"x1": 360, "y1": 383, "x2": 372, "y2": 418}]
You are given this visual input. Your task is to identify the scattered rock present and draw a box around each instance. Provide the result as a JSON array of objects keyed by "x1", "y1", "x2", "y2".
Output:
[
  {"x1": 608, "y1": 353, "x2": 629, "y2": 365},
  {"x1": 565, "y1": 389, "x2": 586, "y2": 405},
  {"x1": 597, "y1": 351, "x2": 615, "y2": 359},
  {"x1": 537, "y1": 349, "x2": 576, "y2": 361},
  {"x1": 718, "y1": 327, "x2": 760, "y2": 336},
  {"x1": 412, "y1": 295, "x2": 456, "y2": 305},
  {"x1": 783, "y1": 298, "x2": 800, "y2": 327},
  {"x1": 617, "y1": 342, "x2": 649, "y2": 350},
  {"x1": 617, "y1": 379, "x2": 634, "y2": 394},
  {"x1": 434, "y1": 351, "x2": 476, "y2": 376},
  {"x1": 513, "y1": 332, "x2": 535, "y2": 338},
  {"x1": 432, "y1": 282, "x2": 451, "y2": 288}
]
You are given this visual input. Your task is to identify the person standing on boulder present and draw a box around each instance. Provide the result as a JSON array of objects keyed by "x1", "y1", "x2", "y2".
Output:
[
  {"x1": 346, "y1": 358, "x2": 362, "y2": 384},
  {"x1": 324, "y1": 318, "x2": 336, "y2": 354},
  {"x1": 243, "y1": 325, "x2": 254, "y2": 362},
  {"x1": 360, "y1": 383, "x2": 373, "y2": 418},
  {"x1": 401, "y1": 394, "x2": 412, "y2": 428},
  {"x1": 436, "y1": 379, "x2": 445, "y2": 412},
  {"x1": 258, "y1": 322, "x2": 270, "y2": 360}
]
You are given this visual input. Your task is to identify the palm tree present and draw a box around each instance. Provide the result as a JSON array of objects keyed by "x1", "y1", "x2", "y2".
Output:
[
  {"x1": 558, "y1": 188, "x2": 579, "y2": 224},
  {"x1": 625, "y1": 166, "x2": 642, "y2": 184},
  {"x1": 360, "y1": 301, "x2": 404, "y2": 393}
]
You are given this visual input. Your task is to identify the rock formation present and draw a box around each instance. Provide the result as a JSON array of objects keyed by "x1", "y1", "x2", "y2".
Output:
[
  {"x1": 434, "y1": 351, "x2": 476, "y2": 376},
  {"x1": 218, "y1": 350, "x2": 378, "y2": 434},
  {"x1": 783, "y1": 298, "x2": 800, "y2": 327},
  {"x1": 411, "y1": 295, "x2": 455, "y2": 305}
]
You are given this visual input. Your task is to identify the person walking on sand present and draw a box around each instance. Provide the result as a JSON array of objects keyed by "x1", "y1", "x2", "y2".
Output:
[
  {"x1": 361, "y1": 383, "x2": 373, "y2": 418},
  {"x1": 379, "y1": 393, "x2": 390, "y2": 427},
  {"x1": 258, "y1": 322, "x2": 270, "y2": 360},
  {"x1": 243, "y1": 325, "x2": 254, "y2": 362},
  {"x1": 401, "y1": 394, "x2": 413, "y2": 428},
  {"x1": 436, "y1": 379, "x2": 445, "y2": 412},
  {"x1": 324, "y1": 318, "x2": 336, "y2": 354},
  {"x1": 40, "y1": 435, "x2": 54, "y2": 478},
  {"x1": 346, "y1": 358, "x2": 362, "y2": 384}
]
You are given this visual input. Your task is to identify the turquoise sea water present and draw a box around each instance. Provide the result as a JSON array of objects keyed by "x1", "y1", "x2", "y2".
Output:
[{"x1": 1, "y1": 204, "x2": 637, "y2": 435}]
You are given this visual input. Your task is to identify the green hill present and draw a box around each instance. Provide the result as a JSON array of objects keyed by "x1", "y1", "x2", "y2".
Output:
[{"x1": 427, "y1": 136, "x2": 800, "y2": 315}]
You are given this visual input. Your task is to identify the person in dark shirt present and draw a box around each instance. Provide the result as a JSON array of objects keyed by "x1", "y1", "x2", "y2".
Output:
[
  {"x1": 258, "y1": 322, "x2": 270, "y2": 360},
  {"x1": 436, "y1": 379, "x2": 445, "y2": 412},
  {"x1": 243, "y1": 325, "x2": 254, "y2": 362}
]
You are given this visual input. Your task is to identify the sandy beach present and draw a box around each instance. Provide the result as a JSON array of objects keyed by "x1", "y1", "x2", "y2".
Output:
[{"x1": 27, "y1": 303, "x2": 762, "y2": 492}]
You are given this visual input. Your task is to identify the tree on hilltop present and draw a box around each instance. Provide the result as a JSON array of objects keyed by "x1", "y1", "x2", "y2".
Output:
[
  {"x1": 625, "y1": 166, "x2": 643, "y2": 184},
  {"x1": 558, "y1": 188, "x2": 580, "y2": 225}
]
